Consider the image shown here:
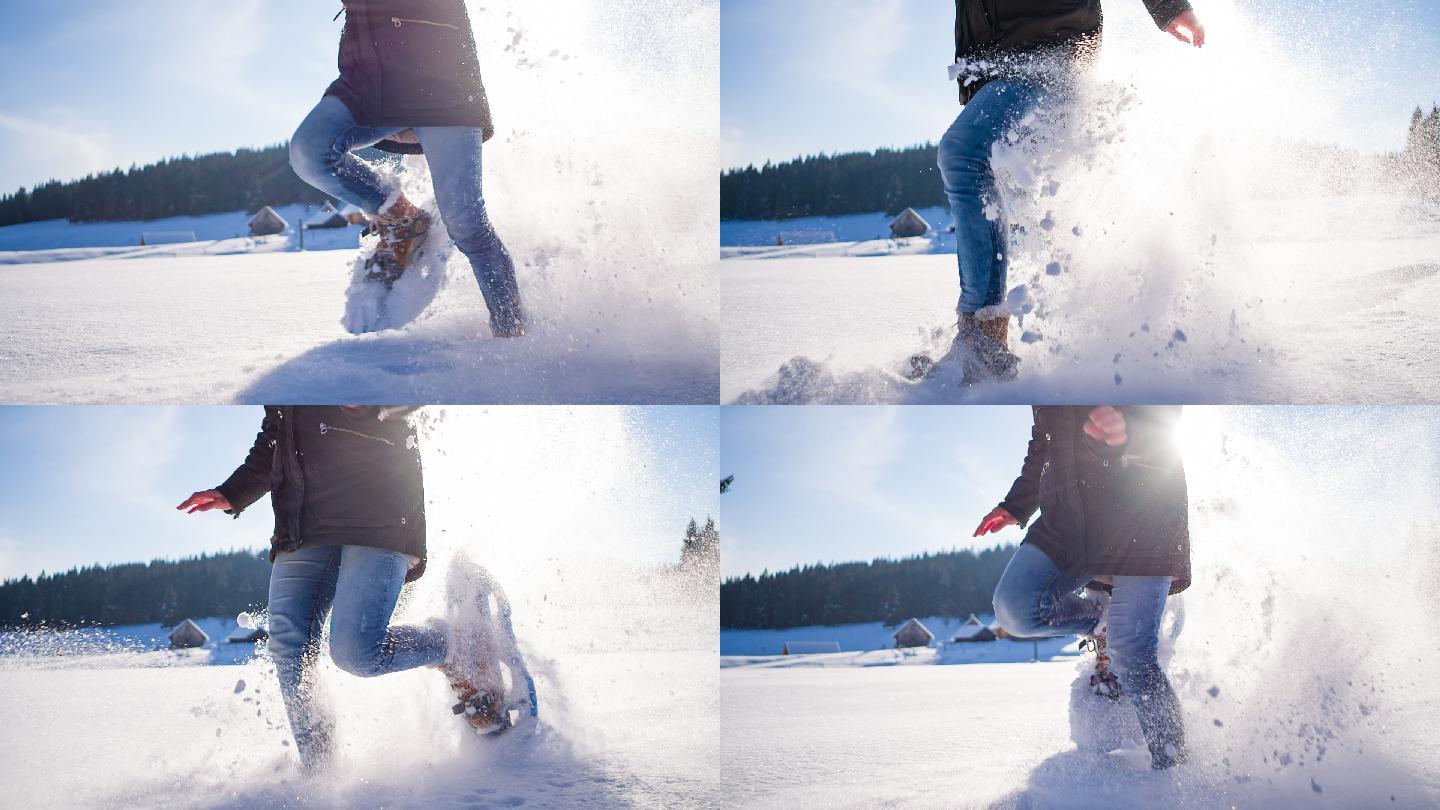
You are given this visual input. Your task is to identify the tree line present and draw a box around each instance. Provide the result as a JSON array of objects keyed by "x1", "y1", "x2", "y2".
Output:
[
  {"x1": 0, "y1": 144, "x2": 335, "y2": 227},
  {"x1": 0, "y1": 550, "x2": 272, "y2": 629},
  {"x1": 720, "y1": 545, "x2": 1017, "y2": 630},
  {"x1": 720, "y1": 145, "x2": 947, "y2": 221},
  {"x1": 1404, "y1": 105, "x2": 1440, "y2": 194}
]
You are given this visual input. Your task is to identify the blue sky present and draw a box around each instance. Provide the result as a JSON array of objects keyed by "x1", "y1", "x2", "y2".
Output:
[
  {"x1": 722, "y1": 0, "x2": 1440, "y2": 168},
  {"x1": 720, "y1": 406, "x2": 1037, "y2": 578},
  {"x1": 0, "y1": 406, "x2": 718, "y2": 581},
  {"x1": 0, "y1": 2, "x2": 341, "y2": 192}
]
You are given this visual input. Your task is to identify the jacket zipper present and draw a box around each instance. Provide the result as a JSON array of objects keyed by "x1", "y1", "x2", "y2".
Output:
[
  {"x1": 318, "y1": 422, "x2": 396, "y2": 447},
  {"x1": 391, "y1": 17, "x2": 459, "y2": 30}
]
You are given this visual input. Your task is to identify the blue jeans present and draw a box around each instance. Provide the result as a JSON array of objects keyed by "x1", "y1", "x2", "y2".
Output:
[
  {"x1": 289, "y1": 95, "x2": 524, "y2": 334},
  {"x1": 937, "y1": 80, "x2": 1048, "y2": 314},
  {"x1": 267, "y1": 544, "x2": 447, "y2": 767},
  {"x1": 992, "y1": 543, "x2": 1186, "y2": 766}
]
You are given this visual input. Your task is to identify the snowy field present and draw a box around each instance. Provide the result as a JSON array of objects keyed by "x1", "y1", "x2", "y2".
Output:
[
  {"x1": 0, "y1": 407, "x2": 720, "y2": 808},
  {"x1": 719, "y1": 613, "x2": 1076, "y2": 661},
  {"x1": 723, "y1": 192, "x2": 1440, "y2": 405},
  {"x1": 720, "y1": 0, "x2": 1440, "y2": 404},
  {"x1": 718, "y1": 408, "x2": 1440, "y2": 807},
  {"x1": 0, "y1": 563, "x2": 717, "y2": 809},
  {"x1": 0, "y1": 0, "x2": 718, "y2": 405}
]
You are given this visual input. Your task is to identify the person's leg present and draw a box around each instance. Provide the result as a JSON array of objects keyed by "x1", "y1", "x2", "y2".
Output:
[
  {"x1": 289, "y1": 96, "x2": 407, "y2": 214},
  {"x1": 266, "y1": 545, "x2": 343, "y2": 769},
  {"x1": 414, "y1": 126, "x2": 526, "y2": 336},
  {"x1": 328, "y1": 544, "x2": 447, "y2": 678},
  {"x1": 991, "y1": 542, "x2": 1104, "y2": 637},
  {"x1": 1106, "y1": 576, "x2": 1186, "y2": 769},
  {"x1": 936, "y1": 80, "x2": 1047, "y2": 315}
]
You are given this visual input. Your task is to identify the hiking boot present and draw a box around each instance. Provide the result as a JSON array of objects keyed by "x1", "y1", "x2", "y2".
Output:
[
  {"x1": 363, "y1": 194, "x2": 432, "y2": 288},
  {"x1": 441, "y1": 659, "x2": 509, "y2": 735},
  {"x1": 947, "y1": 312, "x2": 1019, "y2": 382},
  {"x1": 1083, "y1": 599, "x2": 1121, "y2": 701}
]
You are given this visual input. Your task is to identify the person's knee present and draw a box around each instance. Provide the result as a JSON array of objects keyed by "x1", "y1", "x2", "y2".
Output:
[
  {"x1": 328, "y1": 630, "x2": 385, "y2": 678},
  {"x1": 288, "y1": 123, "x2": 335, "y2": 184},
  {"x1": 992, "y1": 577, "x2": 1038, "y2": 636}
]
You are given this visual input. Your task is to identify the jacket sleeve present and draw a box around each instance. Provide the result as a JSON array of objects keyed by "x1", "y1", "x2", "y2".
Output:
[
  {"x1": 215, "y1": 408, "x2": 279, "y2": 517},
  {"x1": 1140, "y1": 0, "x2": 1192, "y2": 29},
  {"x1": 999, "y1": 417, "x2": 1048, "y2": 525}
]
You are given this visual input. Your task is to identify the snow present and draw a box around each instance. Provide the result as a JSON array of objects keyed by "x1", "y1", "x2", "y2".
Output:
[
  {"x1": 0, "y1": 204, "x2": 357, "y2": 255},
  {"x1": 0, "y1": 0, "x2": 718, "y2": 405},
  {"x1": 720, "y1": 206, "x2": 951, "y2": 248},
  {"x1": 719, "y1": 408, "x2": 1440, "y2": 807},
  {"x1": 720, "y1": 614, "x2": 1078, "y2": 661},
  {"x1": 0, "y1": 407, "x2": 720, "y2": 808},
  {"x1": 0, "y1": 223, "x2": 715, "y2": 403},
  {"x1": 720, "y1": 0, "x2": 1440, "y2": 404}
]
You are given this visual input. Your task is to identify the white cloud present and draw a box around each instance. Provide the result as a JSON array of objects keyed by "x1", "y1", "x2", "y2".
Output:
[{"x1": 0, "y1": 112, "x2": 113, "y2": 189}]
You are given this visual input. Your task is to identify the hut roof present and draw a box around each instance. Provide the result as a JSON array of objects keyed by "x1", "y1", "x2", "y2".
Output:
[
  {"x1": 951, "y1": 613, "x2": 998, "y2": 642},
  {"x1": 248, "y1": 205, "x2": 289, "y2": 235},
  {"x1": 305, "y1": 200, "x2": 348, "y2": 228},
  {"x1": 889, "y1": 207, "x2": 930, "y2": 238},
  {"x1": 169, "y1": 618, "x2": 209, "y2": 648},
  {"x1": 893, "y1": 617, "x2": 935, "y2": 645}
]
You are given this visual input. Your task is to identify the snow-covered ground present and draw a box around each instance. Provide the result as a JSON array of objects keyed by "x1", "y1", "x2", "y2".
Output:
[
  {"x1": 0, "y1": 0, "x2": 718, "y2": 405},
  {"x1": 720, "y1": 206, "x2": 950, "y2": 248},
  {"x1": 1, "y1": 406, "x2": 720, "y2": 808},
  {"x1": 723, "y1": 193, "x2": 1440, "y2": 405},
  {"x1": 718, "y1": 408, "x2": 1440, "y2": 807},
  {"x1": 720, "y1": 0, "x2": 1440, "y2": 404},
  {"x1": 0, "y1": 204, "x2": 360, "y2": 259},
  {"x1": 719, "y1": 613, "x2": 1076, "y2": 661},
  {"x1": 0, "y1": 561, "x2": 717, "y2": 810}
]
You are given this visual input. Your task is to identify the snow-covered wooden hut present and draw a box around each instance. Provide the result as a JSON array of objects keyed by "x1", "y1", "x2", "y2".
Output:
[
  {"x1": 305, "y1": 200, "x2": 348, "y2": 230},
  {"x1": 893, "y1": 617, "x2": 935, "y2": 648},
  {"x1": 338, "y1": 202, "x2": 367, "y2": 225},
  {"x1": 889, "y1": 207, "x2": 930, "y2": 239},
  {"x1": 248, "y1": 206, "x2": 288, "y2": 236},
  {"x1": 168, "y1": 619, "x2": 209, "y2": 649},
  {"x1": 225, "y1": 626, "x2": 269, "y2": 644},
  {"x1": 782, "y1": 641, "x2": 842, "y2": 655},
  {"x1": 951, "y1": 614, "x2": 998, "y2": 643}
]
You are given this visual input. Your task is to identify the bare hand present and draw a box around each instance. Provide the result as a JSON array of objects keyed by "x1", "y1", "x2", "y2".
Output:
[
  {"x1": 1165, "y1": 10, "x2": 1205, "y2": 48},
  {"x1": 974, "y1": 506, "x2": 1019, "y2": 537},
  {"x1": 177, "y1": 490, "x2": 231, "y2": 514},
  {"x1": 1084, "y1": 406, "x2": 1128, "y2": 447}
]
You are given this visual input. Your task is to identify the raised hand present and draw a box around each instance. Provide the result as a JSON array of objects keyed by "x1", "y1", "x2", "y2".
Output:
[
  {"x1": 1166, "y1": 10, "x2": 1205, "y2": 48},
  {"x1": 176, "y1": 489, "x2": 232, "y2": 515},
  {"x1": 1084, "y1": 406, "x2": 1128, "y2": 447},
  {"x1": 974, "y1": 506, "x2": 1019, "y2": 538}
]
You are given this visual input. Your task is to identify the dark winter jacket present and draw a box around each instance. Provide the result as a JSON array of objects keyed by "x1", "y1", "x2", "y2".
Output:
[
  {"x1": 325, "y1": 0, "x2": 494, "y2": 154},
  {"x1": 215, "y1": 406, "x2": 428, "y2": 581},
  {"x1": 999, "y1": 406, "x2": 1190, "y2": 593},
  {"x1": 953, "y1": 0, "x2": 1193, "y2": 103}
]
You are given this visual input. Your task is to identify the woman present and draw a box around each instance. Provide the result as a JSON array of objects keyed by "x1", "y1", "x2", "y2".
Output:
[
  {"x1": 976, "y1": 405, "x2": 1190, "y2": 769},
  {"x1": 177, "y1": 406, "x2": 506, "y2": 771},
  {"x1": 935, "y1": 0, "x2": 1204, "y2": 381},
  {"x1": 289, "y1": 0, "x2": 524, "y2": 337}
]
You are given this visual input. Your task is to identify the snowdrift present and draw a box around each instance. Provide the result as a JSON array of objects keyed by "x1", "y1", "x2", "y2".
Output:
[
  {"x1": 0, "y1": 407, "x2": 719, "y2": 808},
  {"x1": 0, "y1": 0, "x2": 719, "y2": 405},
  {"x1": 722, "y1": 0, "x2": 1440, "y2": 404},
  {"x1": 720, "y1": 408, "x2": 1440, "y2": 807}
]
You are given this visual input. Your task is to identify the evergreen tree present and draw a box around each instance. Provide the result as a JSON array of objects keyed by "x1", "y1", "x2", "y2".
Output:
[
  {"x1": 0, "y1": 550, "x2": 271, "y2": 628},
  {"x1": 721, "y1": 145, "x2": 946, "y2": 221},
  {"x1": 719, "y1": 545, "x2": 1017, "y2": 630}
]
